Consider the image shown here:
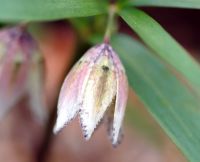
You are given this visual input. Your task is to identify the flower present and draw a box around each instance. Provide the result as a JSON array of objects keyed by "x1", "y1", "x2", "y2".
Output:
[
  {"x1": 54, "y1": 43, "x2": 128, "y2": 146},
  {"x1": 0, "y1": 26, "x2": 46, "y2": 121}
]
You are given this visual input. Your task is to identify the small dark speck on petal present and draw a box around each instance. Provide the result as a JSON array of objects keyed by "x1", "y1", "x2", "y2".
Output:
[{"x1": 102, "y1": 65, "x2": 109, "y2": 72}]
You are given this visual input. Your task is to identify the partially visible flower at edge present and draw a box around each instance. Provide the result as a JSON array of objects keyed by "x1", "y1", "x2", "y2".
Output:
[
  {"x1": 0, "y1": 26, "x2": 46, "y2": 122},
  {"x1": 53, "y1": 43, "x2": 128, "y2": 146}
]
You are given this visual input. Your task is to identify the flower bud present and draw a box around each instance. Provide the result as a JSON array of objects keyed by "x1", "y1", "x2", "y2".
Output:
[
  {"x1": 54, "y1": 43, "x2": 128, "y2": 146},
  {"x1": 0, "y1": 26, "x2": 46, "y2": 121}
]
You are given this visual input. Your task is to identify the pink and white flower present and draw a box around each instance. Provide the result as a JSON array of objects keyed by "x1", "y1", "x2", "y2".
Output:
[
  {"x1": 0, "y1": 26, "x2": 46, "y2": 121},
  {"x1": 54, "y1": 43, "x2": 128, "y2": 146}
]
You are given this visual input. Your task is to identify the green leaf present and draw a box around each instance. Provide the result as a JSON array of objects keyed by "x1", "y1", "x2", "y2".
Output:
[
  {"x1": 132, "y1": 0, "x2": 200, "y2": 9},
  {"x1": 119, "y1": 8, "x2": 200, "y2": 95},
  {"x1": 0, "y1": 0, "x2": 107, "y2": 22},
  {"x1": 111, "y1": 34, "x2": 200, "y2": 162},
  {"x1": 126, "y1": 101, "x2": 163, "y2": 145}
]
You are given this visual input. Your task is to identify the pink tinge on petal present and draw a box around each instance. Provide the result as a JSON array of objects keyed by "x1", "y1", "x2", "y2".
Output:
[
  {"x1": 0, "y1": 60, "x2": 16, "y2": 118},
  {"x1": 82, "y1": 44, "x2": 105, "y2": 62},
  {"x1": 54, "y1": 43, "x2": 128, "y2": 146},
  {"x1": 0, "y1": 27, "x2": 21, "y2": 45},
  {"x1": 0, "y1": 41, "x2": 27, "y2": 118},
  {"x1": 111, "y1": 49, "x2": 128, "y2": 146},
  {"x1": 79, "y1": 44, "x2": 117, "y2": 140},
  {"x1": 54, "y1": 44, "x2": 106, "y2": 133},
  {"x1": 0, "y1": 26, "x2": 38, "y2": 119},
  {"x1": 0, "y1": 68, "x2": 27, "y2": 118},
  {"x1": 53, "y1": 61, "x2": 91, "y2": 133},
  {"x1": 0, "y1": 59, "x2": 29, "y2": 119}
]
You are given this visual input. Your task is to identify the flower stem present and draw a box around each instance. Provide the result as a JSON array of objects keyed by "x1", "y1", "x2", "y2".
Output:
[
  {"x1": 104, "y1": 4, "x2": 117, "y2": 44},
  {"x1": 19, "y1": 22, "x2": 29, "y2": 30}
]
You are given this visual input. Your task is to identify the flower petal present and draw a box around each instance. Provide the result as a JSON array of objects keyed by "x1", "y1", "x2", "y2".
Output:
[
  {"x1": 0, "y1": 26, "x2": 47, "y2": 121},
  {"x1": 27, "y1": 55, "x2": 47, "y2": 122},
  {"x1": 53, "y1": 46, "x2": 103, "y2": 133},
  {"x1": 111, "y1": 49, "x2": 128, "y2": 146},
  {"x1": 0, "y1": 55, "x2": 29, "y2": 118},
  {"x1": 79, "y1": 44, "x2": 117, "y2": 140},
  {"x1": 0, "y1": 28, "x2": 28, "y2": 118}
]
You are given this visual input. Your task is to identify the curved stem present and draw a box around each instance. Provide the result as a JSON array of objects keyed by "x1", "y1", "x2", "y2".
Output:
[{"x1": 104, "y1": 4, "x2": 117, "y2": 44}]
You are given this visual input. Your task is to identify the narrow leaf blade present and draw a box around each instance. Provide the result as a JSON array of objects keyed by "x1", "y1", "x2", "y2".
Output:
[
  {"x1": 119, "y1": 8, "x2": 200, "y2": 95},
  {"x1": 111, "y1": 34, "x2": 200, "y2": 162},
  {"x1": 0, "y1": 0, "x2": 107, "y2": 22},
  {"x1": 132, "y1": 0, "x2": 200, "y2": 9}
]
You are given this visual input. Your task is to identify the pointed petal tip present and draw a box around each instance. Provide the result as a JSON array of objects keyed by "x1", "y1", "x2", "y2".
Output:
[
  {"x1": 112, "y1": 141, "x2": 118, "y2": 148},
  {"x1": 83, "y1": 132, "x2": 92, "y2": 141},
  {"x1": 111, "y1": 141, "x2": 120, "y2": 148},
  {"x1": 53, "y1": 120, "x2": 64, "y2": 134},
  {"x1": 79, "y1": 117, "x2": 95, "y2": 141},
  {"x1": 53, "y1": 125, "x2": 60, "y2": 134},
  {"x1": 79, "y1": 109, "x2": 105, "y2": 142},
  {"x1": 111, "y1": 128, "x2": 124, "y2": 147},
  {"x1": 112, "y1": 136, "x2": 119, "y2": 147},
  {"x1": 53, "y1": 108, "x2": 79, "y2": 135},
  {"x1": 82, "y1": 128, "x2": 93, "y2": 141},
  {"x1": 54, "y1": 99, "x2": 79, "y2": 134},
  {"x1": 53, "y1": 110, "x2": 75, "y2": 135}
]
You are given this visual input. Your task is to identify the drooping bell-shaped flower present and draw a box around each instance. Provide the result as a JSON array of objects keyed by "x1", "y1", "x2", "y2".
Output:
[
  {"x1": 54, "y1": 43, "x2": 128, "y2": 146},
  {"x1": 0, "y1": 26, "x2": 46, "y2": 121}
]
